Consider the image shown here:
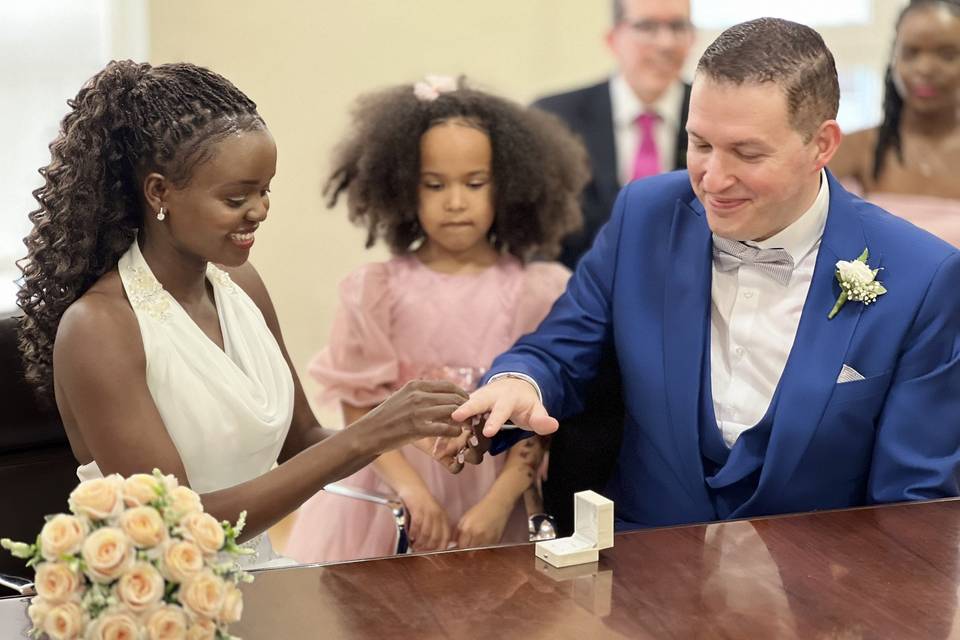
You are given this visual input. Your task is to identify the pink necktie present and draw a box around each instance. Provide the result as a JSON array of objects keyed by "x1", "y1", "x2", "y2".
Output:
[{"x1": 631, "y1": 111, "x2": 661, "y2": 181}]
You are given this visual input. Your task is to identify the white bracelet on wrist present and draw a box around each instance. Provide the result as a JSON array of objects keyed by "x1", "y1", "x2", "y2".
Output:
[{"x1": 487, "y1": 372, "x2": 544, "y2": 405}]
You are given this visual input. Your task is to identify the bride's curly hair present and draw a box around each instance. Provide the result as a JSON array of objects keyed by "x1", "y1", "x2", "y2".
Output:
[
  {"x1": 324, "y1": 79, "x2": 588, "y2": 261},
  {"x1": 17, "y1": 60, "x2": 264, "y2": 400}
]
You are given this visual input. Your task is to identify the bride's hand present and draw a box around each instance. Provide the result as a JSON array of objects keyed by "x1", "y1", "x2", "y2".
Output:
[{"x1": 353, "y1": 380, "x2": 469, "y2": 455}]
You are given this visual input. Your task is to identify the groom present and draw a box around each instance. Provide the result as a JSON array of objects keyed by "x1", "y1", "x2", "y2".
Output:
[{"x1": 449, "y1": 17, "x2": 960, "y2": 529}]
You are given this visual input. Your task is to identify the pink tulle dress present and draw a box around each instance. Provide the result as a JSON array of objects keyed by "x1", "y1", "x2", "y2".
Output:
[{"x1": 284, "y1": 254, "x2": 570, "y2": 563}]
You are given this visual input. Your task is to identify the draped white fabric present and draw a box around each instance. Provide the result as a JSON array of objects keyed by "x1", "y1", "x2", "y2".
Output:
[{"x1": 78, "y1": 240, "x2": 295, "y2": 566}]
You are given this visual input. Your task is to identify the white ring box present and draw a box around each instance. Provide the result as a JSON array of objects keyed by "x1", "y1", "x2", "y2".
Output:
[{"x1": 535, "y1": 490, "x2": 613, "y2": 567}]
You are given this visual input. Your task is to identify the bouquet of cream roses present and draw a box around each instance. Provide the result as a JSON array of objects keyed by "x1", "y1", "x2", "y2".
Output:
[{"x1": 1, "y1": 470, "x2": 252, "y2": 640}]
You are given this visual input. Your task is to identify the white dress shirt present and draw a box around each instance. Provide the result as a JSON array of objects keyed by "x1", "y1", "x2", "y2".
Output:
[
  {"x1": 609, "y1": 74, "x2": 685, "y2": 185},
  {"x1": 711, "y1": 172, "x2": 829, "y2": 447}
]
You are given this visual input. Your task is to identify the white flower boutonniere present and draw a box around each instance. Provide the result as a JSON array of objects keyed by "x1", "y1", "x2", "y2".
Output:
[{"x1": 828, "y1": 248, "x2": 887, "y2": 319}]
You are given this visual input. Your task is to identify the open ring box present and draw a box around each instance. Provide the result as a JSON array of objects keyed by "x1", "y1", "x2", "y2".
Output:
[{"x1": 535, "y1": 490, "x2": 613, "y2": 567}]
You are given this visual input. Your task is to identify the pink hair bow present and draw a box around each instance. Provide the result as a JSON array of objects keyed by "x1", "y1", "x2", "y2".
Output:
[{"x1": 413, "y1": 75, "x2": 458, "y2": 101}]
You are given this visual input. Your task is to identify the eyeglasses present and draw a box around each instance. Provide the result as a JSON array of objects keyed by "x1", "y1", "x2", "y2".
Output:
[{"x1": 622, "y1": 19, "x2": 694, "y2": 41}]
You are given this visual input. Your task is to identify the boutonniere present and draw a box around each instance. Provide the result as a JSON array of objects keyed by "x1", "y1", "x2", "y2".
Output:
[{"x1": 828, "y1": 248, "x2": 886, "y2": 319}]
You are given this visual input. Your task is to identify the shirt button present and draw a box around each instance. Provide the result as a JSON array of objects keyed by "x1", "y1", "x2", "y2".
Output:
[
  {"x1": 735, "y1": 346, "x2": 745, "y2": 357},
  {"x1": 743, "y1": 291, "x2": 754, "y2": 299}
]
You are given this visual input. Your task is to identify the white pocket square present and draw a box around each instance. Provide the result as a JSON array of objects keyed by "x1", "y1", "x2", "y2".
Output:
[{"x1": 837, "y1": 364, "x2": 865, "y2": 383}]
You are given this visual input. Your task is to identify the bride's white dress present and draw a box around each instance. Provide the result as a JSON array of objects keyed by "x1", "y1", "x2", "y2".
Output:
[{"x1": 77, "y1": 240, "x2": 295, "y2": 567}]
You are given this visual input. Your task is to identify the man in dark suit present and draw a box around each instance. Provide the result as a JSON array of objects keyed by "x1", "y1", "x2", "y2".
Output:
[
  {"x1": 535, "y1": 0, "x2": 695, "y2": 269},
  {"x1": 532, "y1": 0, "x2": 695, "y2": 534}
]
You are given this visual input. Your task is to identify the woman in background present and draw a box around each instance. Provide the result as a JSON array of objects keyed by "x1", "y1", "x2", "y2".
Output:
[{"x1": 831, "y1": 0, "x2": 960, "y2": 246}]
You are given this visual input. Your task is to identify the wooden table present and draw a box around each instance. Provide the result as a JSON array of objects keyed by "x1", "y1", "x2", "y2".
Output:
[{"x1": 3, "y1": 499, "x2": 958, "y2": 638}]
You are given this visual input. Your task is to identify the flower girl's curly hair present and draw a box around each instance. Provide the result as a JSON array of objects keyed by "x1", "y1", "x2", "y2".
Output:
[{"x1": 324, "y1": 78, "x2": 589, "y2": 260}]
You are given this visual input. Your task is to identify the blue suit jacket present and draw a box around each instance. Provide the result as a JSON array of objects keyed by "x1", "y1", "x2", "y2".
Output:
[{"x1": 489, "y1": 170, "x2": 960, "y2": 528}]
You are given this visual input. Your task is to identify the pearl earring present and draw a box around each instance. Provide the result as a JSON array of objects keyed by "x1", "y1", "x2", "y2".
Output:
[{"x1": 157, "y1": 207, "x2": 166, "y2": 221}]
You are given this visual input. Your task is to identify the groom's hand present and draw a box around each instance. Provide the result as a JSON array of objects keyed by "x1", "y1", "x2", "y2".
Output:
[{"x1": 450, "y1": 377, "x2": 559, "y2": 439}]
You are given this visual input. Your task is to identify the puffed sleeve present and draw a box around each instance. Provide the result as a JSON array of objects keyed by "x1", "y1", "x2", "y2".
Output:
[
  {"x1": 308, "y1": 262, "x2": 397, "y2": 408},
  {"x1": 510, "y1": 261, "x2": 572, "y2": 338}
]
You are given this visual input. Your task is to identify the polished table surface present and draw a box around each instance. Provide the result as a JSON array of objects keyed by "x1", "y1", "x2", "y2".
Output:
[{"x1": 4, "y1": 498, "x2": 960, "y2": 638}]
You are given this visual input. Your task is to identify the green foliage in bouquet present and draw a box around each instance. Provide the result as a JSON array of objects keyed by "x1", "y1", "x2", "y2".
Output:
[{"x1": 2, "y1": 469, "x2": 254, "y2": 640}]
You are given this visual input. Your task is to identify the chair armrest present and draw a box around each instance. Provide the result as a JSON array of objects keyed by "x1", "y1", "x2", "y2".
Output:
[
  {"x1": 322, "y1": 483, "x2": 409, "y2": 554},
  {"x1": 0, "y1": 573, "x2": 35, "y2": 597}
]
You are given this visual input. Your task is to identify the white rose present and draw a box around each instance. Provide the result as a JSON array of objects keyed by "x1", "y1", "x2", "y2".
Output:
[
  {"x1": 836, "y1": 259, "x2": 875, "y2": 285},
  {"x1": 27, "y1": 596, "x2": 53, "y2": 629},
  {"x1": 167, "y1": 486, "x2": 203, "y2": 520},
  {"x1": 39, "y1": 514, "x2": 88, "y2": 560},
  {"x1": 185, "y1": 618, "x2": 217, "y2": 640},
  {"x1": 34, "y1": 562, "x2": 82, "y2": 604},
  {"x1": 69, "y1": 475, "x2": 125, "y2": 521},
  {"x1": 115, "y1": 561, "x2": 165, "y2": 613},
  {"x1": 85, "y1": 608, "x2": 140, "y2": 640},
  {"x1": 218, "y1": 584, "x2": 243, "y2": 625},
  {"x1": 42, "y1": 601, "x2": 85, "y2": 640},
  {"x1": 119, "y1": 506, "x2": 168, "y2": 549},
  {"x1": 123, "y1": 473, "x2": 163, "y2": 508},
  {"x1": 178, "y1": 513, "x2": 224, "y2": 556},
  {"x1": 177, "y1": 570, "x2": 226, "y2": 620},
  {"x1": 81, "y1": 527, "x2": 134, "y2": 584},
  {"x1": 160, "y1": 540, "x2": 205, "y2": 583},
  {"x1": 145, "y1": 604, "x2": 189, "y2": 640}
]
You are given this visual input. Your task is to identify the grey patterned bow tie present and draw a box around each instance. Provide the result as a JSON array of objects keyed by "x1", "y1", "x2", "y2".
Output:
[{"x1": 712, "y1": 236, "x2": 795, "y2": 286}]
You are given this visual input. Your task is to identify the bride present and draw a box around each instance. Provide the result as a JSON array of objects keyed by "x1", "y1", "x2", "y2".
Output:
[{"x1": 16, "y1": 61, "x2": 468, "y2": 564}]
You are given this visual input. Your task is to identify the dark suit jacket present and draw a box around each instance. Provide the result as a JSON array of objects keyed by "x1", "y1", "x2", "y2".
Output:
[
  {"x1": 533, "y1": 79, "x2": 691, "y2": 270},
  {"x1": 531, "y1": 80, "x2": 690, "y2": 533}
]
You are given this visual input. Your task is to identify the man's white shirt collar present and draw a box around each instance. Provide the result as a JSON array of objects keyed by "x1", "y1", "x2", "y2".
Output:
[
  {"x1": 610, "y1": 73, "x2": 684, "y2": 132},
  {"x1": 750, "y1": 169, "x2": 830, "y2": 264}
]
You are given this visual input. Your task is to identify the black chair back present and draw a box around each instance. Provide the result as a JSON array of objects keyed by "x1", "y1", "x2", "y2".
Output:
[{"x1": 0, "y1": 315, "x2": 78, "y2": 583}]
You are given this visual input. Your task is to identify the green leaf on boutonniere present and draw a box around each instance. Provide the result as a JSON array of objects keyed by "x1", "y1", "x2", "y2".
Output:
[{"x1": 828, "y1": 247, "x2": 887, "y2": 319}]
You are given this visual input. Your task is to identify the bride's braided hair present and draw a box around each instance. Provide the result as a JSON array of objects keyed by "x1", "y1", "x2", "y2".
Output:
[{"x1": 17, "y1": 60, "x2": 264, "y2": 399}]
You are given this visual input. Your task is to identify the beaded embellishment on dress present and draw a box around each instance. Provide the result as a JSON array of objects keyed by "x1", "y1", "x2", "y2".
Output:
[{"x1": 123, "y1": 265, "x2": 172, "y2": 322}]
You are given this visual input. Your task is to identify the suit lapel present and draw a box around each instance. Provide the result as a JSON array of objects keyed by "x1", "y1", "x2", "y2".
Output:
[
  {"x1": 662, "y1": 197, "x2": 713, "y2": 502},
  {"x1": 587, "y1": 81, "x2": 620, "y2": 200},
  {"x1": 748, "y1": 173, "x2": 879, "y2": 504},
  {"x1": 673, "y1": 82, "x2": 692, "y2": 170}
]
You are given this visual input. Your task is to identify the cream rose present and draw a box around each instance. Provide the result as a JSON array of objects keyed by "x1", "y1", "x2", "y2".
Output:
[
  {"x1": 85, "y1": 609, "x2": 140, "y2": 640},
  {"x1": 161, "y1": 540, "x2": 204, "y2": 583},
  {"x1": 145, "y1": 604, "x2": 189, "y2": 640},
  {"x1": 42, "y1": 601, "x2": 85, "y2": 640},
  {"x1": 69, "y1": 475, "x2": 125, "y2": 521},
  {"x1": 39, "y1": 514, "x2": 88, "y2": 560},
  {"x1": 836, "y1": 259, "x2": 876, "y2": 285},
  {"x1": 81, "y1": 527, "x2": 134, "y2": 584},
  {"x1": 177, "y1": 570, "x2": 226, "y2": 620},
  {"x1": 34, "y1": 562, "x2": 81, "y2": 604},
  {"x1": 185, "y1": 618, "x2": 217, "y2": 640},
  {"x1": 167, "y1": 486, "x2": 203, "y2": 519},
  {"x1": 27, "y1": 596, "x2": 52, "y2": 629},
  {"x1": 218, "y1": 583, "x2": 243, "y2": 625},
  {"x1": 115, "y1": 561, "x2": 165, "y2": 613},
  {"x1": 119, "y1": 506, "x2": 168, "y2": 549},
  {"x1": 179, "y1": 513, "x2": 224, "y2": 555},
  {"x1": 123, "y1": 473, "x2": 162, "y2": 508}
]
